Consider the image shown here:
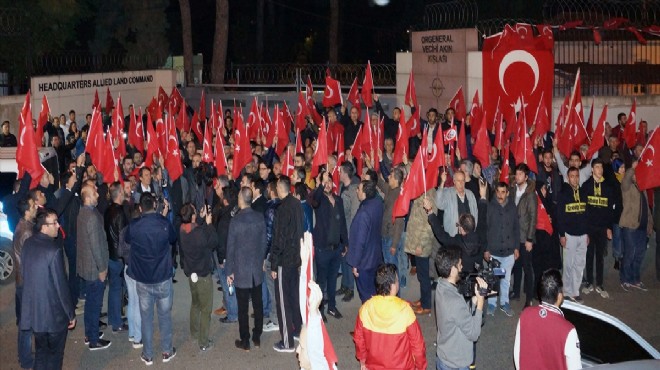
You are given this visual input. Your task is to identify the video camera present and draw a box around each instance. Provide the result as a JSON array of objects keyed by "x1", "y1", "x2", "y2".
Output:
[{"x1": 457, "y1": 258, "x2": 506, "y2": 298}]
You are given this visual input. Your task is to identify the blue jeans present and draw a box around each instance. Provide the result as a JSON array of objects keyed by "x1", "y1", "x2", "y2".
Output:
[
  {"x1": 437, "y1": 356, "x2": 469, "y2": 370},
  {"x1": 340, "y1": 253, "x2": 355, "y2": 291},
  {"x1": 125, "y1": 266, "x2": 142, "y2": 342},
  {"x1": 217, "y1": 265, "x2": 238, "y2": 321},
  {"x1": 620, "y1": 228, "x2": 648, "y2": 284},
  {"x1": 137, "y1": 279, "x2": 174, "y2": 359},
  {"x1": 415, "y1": 256, "x2": 432, "y2": 309},
  {"x1": 83, "y1": 278, "x2": 105, "y2": 345},
  {"x1": 488, "y1": 254, "x2": 515, "y2": 307},
  {"x1": 263, "y1": 258, "x2": 277, "y2": 323},
  {"x1": 15, "y1": 285, "x2": 34, "y2": 369},
  {"x1": 315, "y1": 247, "x2": 342, "y2": 310},
  {"x1": 107, "y1": 259, "x2": 124, "y2": 329},
  {"x1": 382, "y1": 235, "x2": 408, "y2": 288},
  {"x1": 612, "y1": 224, "x2": 623, "y2": 259},
  {"x1": 262, "y1": 275, "x2": 271, "y2": 318}
]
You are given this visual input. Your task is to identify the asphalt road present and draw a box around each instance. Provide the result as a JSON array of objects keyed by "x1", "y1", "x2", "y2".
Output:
[{"x1": 0, "y1": 242, "x2": 658, "y2": 370}]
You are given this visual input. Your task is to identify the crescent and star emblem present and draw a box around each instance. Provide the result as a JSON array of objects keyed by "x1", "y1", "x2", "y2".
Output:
[
  {"x1": 644, "y1": 145, "x2": 655, "y2": 167},
  {"x1": 428, "y1": 143, "x2": 439, "y2": 163},
  {"x1": 499, "y1": 50, "x2": 540, "y2": 96},
  {"x1": 325, "y1": 86, "x2": 334, "y2": 100}
]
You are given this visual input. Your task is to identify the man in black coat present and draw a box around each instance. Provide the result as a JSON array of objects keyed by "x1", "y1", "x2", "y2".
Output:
[
  {"x1": 226, "y1": 187, "x2": 267, "y2": 351},
  {"x1": 20, "y1": 208, "x2": 76, "y2": 370}
]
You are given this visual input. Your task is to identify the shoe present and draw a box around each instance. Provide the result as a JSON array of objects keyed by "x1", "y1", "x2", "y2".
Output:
[
  {"x1": 84, "y1": 332, "x2": 104, "y2": 345},
  {"x1": 88, "y1": 339, "x2": 111, "y2": 350},
  {"x1": 487, "y1": 304, "x2": 496, "y2": 316},
  {"x1": 293, "y1": 331, "x2": 300, "y2": 342},
  {"x1": 132, "y1": 341, "x2": 143, "y2": 349},
  {"x1": 220, "y1": 317, "x2": 237, "y2": 324},
  {"x1": 342, "y1": 290, "x2": 354, "y2": 302},
  {"x1": 509, "y1": 292, "x2": 520, "y2": 301},
  {"x1": 172, "y1": 279, "x2": 178, "y2": 284},
  {"x1": 252, "y1": 338, "x2": 260, "y2": 348},
  {"x1": 200, "y1": 340, "x2": 213, "y2": 351},
  {"x1": 413, "y1": 307, "x2": 432, "y2": 315},
  {"x1": 272, "y1": 341, "x2": 295, "y2": 353},
  {"x1": 321, "y1": 311, "x2": 328, "y2": 323},
  {"x1": 162, "y1": 348, "x2": 176, "y2": 363},
  {"x1": 613, "y1": 259, "x2": 620, "y2": 270},
  {"x1": 213, "y1": 306, "x2": 227, "y2": 316},
  {"x1": 410, "y1": 266, "x2": 417, "y2": 275},
  {"x1": 630, "y1": 282, "x2": 648, "y2": 292},
  {"x1": 217, "y1": 285, "x2": 223, "y2": 291},
  {"x1": 582, "y1": 283, "x2": 594, "y2": 295},
  {"x1": 141, "y1": 354, "x2": 153, "y2": 366},
  {"x1": 409, "y1": 300, "x2": 422, "y2": 308},
  {"x1": 263, "y1": 321, "x2": 279, "y2": 332},
  {"x1": 500, "y1": 303, "x2": 513, "y2": 317},
  {"x1": 99, "y1": 321, "x2": 108, "y2": 329},
  {"x1": 595, "y1": 286, "x2": 610, "y2": 299},
  {"x1": 75, "y1": 307, "x2": 85, "y2": 316},
  {"x1": 327, "y1": 308, "x2": 343, "y2": 319},
  {"x1": 620, "y1": 282, "x2": 631, "y2": 292},
  {"x1": 112, "y1": 323, "x2": 129, "y2": 333},
  {"x1": 335, "y1": 287, "x2": 347, "y2": 296},
  {"x1": 566, "y1": 296, "x2": 583, "y2": 304}
]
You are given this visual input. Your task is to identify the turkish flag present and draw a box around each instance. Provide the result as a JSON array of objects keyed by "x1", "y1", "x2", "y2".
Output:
[
  {"x1": 295, "y1": 128, "x2": 303, "y2": 154},
  {"x1": 494, "y1": 109, "x2": 505, "y2": 150},
  {"x1": 361, "y1": 61, "x2": 374, "y2": 108},
  {"x1": 533, "y1": 92, "x2": 551, "y2": 141},
  {"x1": 92, "y1": 90, "x2": 100, "y2": 111},
  {"x1": 623, "y1": 99, "x2": 638, "y2": 148},
  {"x1": 295, "y1": 91, "x2": 309, "y2": 132},
  {"x1": 232, "y1": 111, "x2": 251, "y2": 180},
  {"x1": 202, "y1": 112, "x2": 214, "y2": 163},
  {"x1": 473, "y1": 114, "x2": 491, "y2": 169},
  {"x1": 214, "y1": 127, "x2": 228, "y2": 176},
  {"x1": 392, "y1": 148, "x2": 426, "y2": 221},
  {"x1": 158, "y1": 86, "x2": 169, "y2": 108},
  {"x1": 347, "y1": 77, "x2": 360, "y2": 107},
  {"x1": 274, "y1": 105, "x2": 290, "y2": 157},
  {"x1": 170, "y1": 87, "x2": 184, "y2": 115},
  {"x1": 332, "y1": 164, "x2": 341, "y2": 196},
  {"x1": 144, "y1": 112, "x2": 160, "y2": 168},
  {"x1": 447, "y1": 87, "x2": 467, "y2": 122},
  {"x1": 635, "y1": 127, "x2": 660, "y2": 190},
  {"x1": 311, "y1": 118, "x2": 328, "y2": 177},
  {"x1": 199, "y1": 90, "x2": 207, "y2": 123},
  {"x1": 536, "y1": 194, "x2": 553, "y2": 234},
  {"x1": 154, "y1": 109, "x2": 167, "y2": 158},
  {"x1": 164, "y1": 117, "x2": 184, "y2": 181},
  {"x1": 105, "y1": 88, "x2": 114, "y2": 116},
  {"x1": 16, "y1": 91, "x2": 45, "y2": 189},
  {"x1": 500, "y1": 144, "x2": 511, "y2": 184},
  {"x1": 351, "y1": 126, "x2": 364, "y2": 176},
  {"x1": 247, "y1": 98, "x2": 261, "y2": 140},
  {"x1": 586, "y1": 104, "x2": 608, "y2": 160},
  {"x1": 392, "y1": 109, "x2": 409, "y2": 166},
  {"x1": 99, "y1": 133, "x2": 119, "y2": 184},
  {"x1": 176, "y1": 99, "x2": 189, "y2": 132},
  {"x1": 128, "y1": 106, "x2": 144, "y2": 153},
  {"x1": 555, "y1": 94, "x2": 570, "y2": 141},
  {"x1": 405, "y1": 70, "x2": 418, "y2": 108},
  {"x1": 512, "y1": 98, "x2": 538, "y2": 173},
  {"x1": 425, "y1": 124, "x2": 446, "y2": 189},
  {"x1": 469, "y1": 90, "x2": 482, "y2": 132},
  {"x1": 604, "y1": 17, "x2": 628, "y2": 29},
  {"x1": 262, "y1": 105, "x2": 275, "y2": 148},
  {"x1": 112, "y1": 94, "x2": 126, "y2": 160},
  {"x1": 36, "y1": 95, "x2": 50, "y2": 147},
  {"x1": 85, "y1": 108, "x2": 105, "y2": 165},
  {"x1": 457, "y1": 120, "x2": 468, "y2": 161},
  {"x1": 147, "y1": 97, "x2": 158, "y2": 120},
  {"x1": 407, "y1": 107, "x2": 421, "y2": 137},
  {"x1": 283, "y1": 142, "x2": 295, "y2": 178},
  {"x1": 482, "y1": 23, "x2": 554, "y2": 131},
  {"x1": 322, "y1": 76, "x2": 342, "y2": 108},
  {"x1": 585, "y1": 99, "x2": 595, "y2": 137},
  {"x1": 282, "y1": 101, "x2": 293, "y2": 130},
  {"x1": 191, "y1": 110, "x2": 203, "y2": 143}
]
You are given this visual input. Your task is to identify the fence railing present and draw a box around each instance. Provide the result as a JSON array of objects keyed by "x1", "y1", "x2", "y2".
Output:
[{"x1": 29, "y1": 51, "x2": 166, "y2": 76}]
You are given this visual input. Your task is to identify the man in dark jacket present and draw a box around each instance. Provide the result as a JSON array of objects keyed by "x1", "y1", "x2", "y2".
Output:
[
  {"x1": 262, "y1": 182, "x2": 281, "y2": 332},
  {"x1": 20, "y1": 209, "x2": 76, "y2": 369},
  {"x1": 126, "y1": 193, "x2": 177, "y2": 365},
  {"x1": 179, "y1": 202, "x2": 220, "y2": 351},
  {"x1": 270, "y1": 175, "x2": 304, "y2": 353},
  {"x1": 77, "y1": 182, "x2": 111, "y2": 350},
  {"x1": 509, "y1": 164, "x2": 537, "y2": 307},
  {"x1": 104, "y1": 182, "x2": 129, "y2": 332},
  {"x1": 226, "y1": 187, "x2": 267, "y2": 351},
  {"x1": 347, "y1": 180, "x2": 384, "y2": 303},
  {"x1": 484, "y1": 182, "x2": 520, "y2": 317},
  {"x1": 310, "y1": 171, "x2": 348, "y2": 320},
  {"x1": 3, "y1": 173, "x2": 31, "y2": 233}
]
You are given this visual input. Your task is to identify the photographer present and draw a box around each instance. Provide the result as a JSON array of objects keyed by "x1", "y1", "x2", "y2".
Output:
[{"x1": 435, "y1": 245, "x2": 488, "y2": 370}]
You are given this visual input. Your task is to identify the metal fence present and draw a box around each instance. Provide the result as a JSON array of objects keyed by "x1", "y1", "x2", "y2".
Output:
[{"x1": 30, "y1": 51, "x2": 166, "y2": 76}]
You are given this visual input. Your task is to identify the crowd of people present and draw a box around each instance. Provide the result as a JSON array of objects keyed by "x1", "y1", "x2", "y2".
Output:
[{"x1": 4, "y1": 91, "x2": 659, "y2": 370}]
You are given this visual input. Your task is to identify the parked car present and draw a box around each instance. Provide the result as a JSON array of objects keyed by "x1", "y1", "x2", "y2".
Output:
[{"x1": 561, "y1": 300, "x2": 660, "y2": 368}]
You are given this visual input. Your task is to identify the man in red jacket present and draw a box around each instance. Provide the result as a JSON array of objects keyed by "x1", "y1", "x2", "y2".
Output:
[
  {"x1": 353, "y1": 264, "x2": 427, "y2": 370},
  {"x1": 514, "y1": 269, "x2": 582, "y2": 370}
]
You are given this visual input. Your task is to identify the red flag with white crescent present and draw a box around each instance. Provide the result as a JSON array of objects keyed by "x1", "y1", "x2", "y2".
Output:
[
  {"x1": 214, "y1": 127, "x2": 228, "y2": 176},
  {"x1": 128, "y1": 106, "x2": 145, "y2": 153},
  {"x1": 35, "y1": 95, "x2": 50, "y2": 147},
  {"x1": 536, "y1": 194, "x2": 553, "y2": 234},
  {"x1": 16, "y1": 91, "x2": 45, "y2": 189},
  {"x1": 635, "y1": 127, "x2": 660, "y2": 190},
  {"x1": 311, "y1": 118, "x2": 328, "y2": 178},
  {"x1": 164, "y1": 117, "x2": 184, "y2": 181},
  {"x1": 405, "y1": 69, "x2": 418, "y2": 108}
]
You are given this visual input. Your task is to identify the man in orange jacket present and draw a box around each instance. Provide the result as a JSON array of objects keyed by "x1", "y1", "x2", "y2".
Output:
[{"x1": 353, "y1": 264, "x2": 427, "y2": 370}]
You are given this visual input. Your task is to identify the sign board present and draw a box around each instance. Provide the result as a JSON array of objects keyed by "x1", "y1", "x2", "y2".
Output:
[
  {"x1": 410, "y1": 29, "x2": 479, "y2": 116},
  {"x1": 30, "y1": 69, "x2": 176, "y2": 119}
]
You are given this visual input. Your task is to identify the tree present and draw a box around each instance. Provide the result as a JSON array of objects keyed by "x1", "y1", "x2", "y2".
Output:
[
  {"x1": 211, "y1": 0, "x2": 229, "y2": 85},
  {"x1": 329, "y1": 0, "x2": 339, "y2": 63},
  {"x1": 179, "y1": 0, "x2": 193, "y2": 85}
]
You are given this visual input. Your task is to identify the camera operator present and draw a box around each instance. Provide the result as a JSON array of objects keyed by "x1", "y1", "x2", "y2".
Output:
[{"x1": 435, "y1": 245, "x2": 488, "y2": 370}]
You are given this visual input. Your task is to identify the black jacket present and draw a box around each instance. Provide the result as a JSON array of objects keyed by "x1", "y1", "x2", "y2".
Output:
[
  {"x1": 484, "y1": 198, "x2": 520, "y2": 257},
  {"x1": 226, "y1": 208, "x2": 267, "y2": 288},
  {"x1": 2, "y1": 173, "x2": 30, "y2": 232},
  {"x1": 251, "y1": 195, "x2": 268, "y2": 214},
  {"x1": 556, "y1": 182, "x2": 588, "y2": 237},
  {"x1": 20, "y1": 233, "x2": 75, "y2": 333},
  {"x1": 310, "y1": 186, "x2": 348, "y2": 250},
  {"x1": 214, "y1": 204, "x2": 236, "y2": 262},
  {"x1": 180, "y1": 224, "x2": 219, "y2": 277},
  {"x1": 582, "y1": 177, "x2": 618, "y2": 230},
  {"x1": 104, "y1": 202, "x2": 129, "y2": 261},
  {"x1": 270, "y1": 194, "x2": 304, "y2": 270},
  {"x1": 53, "y1": 167, "x2": 83, "y2": 241}
]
